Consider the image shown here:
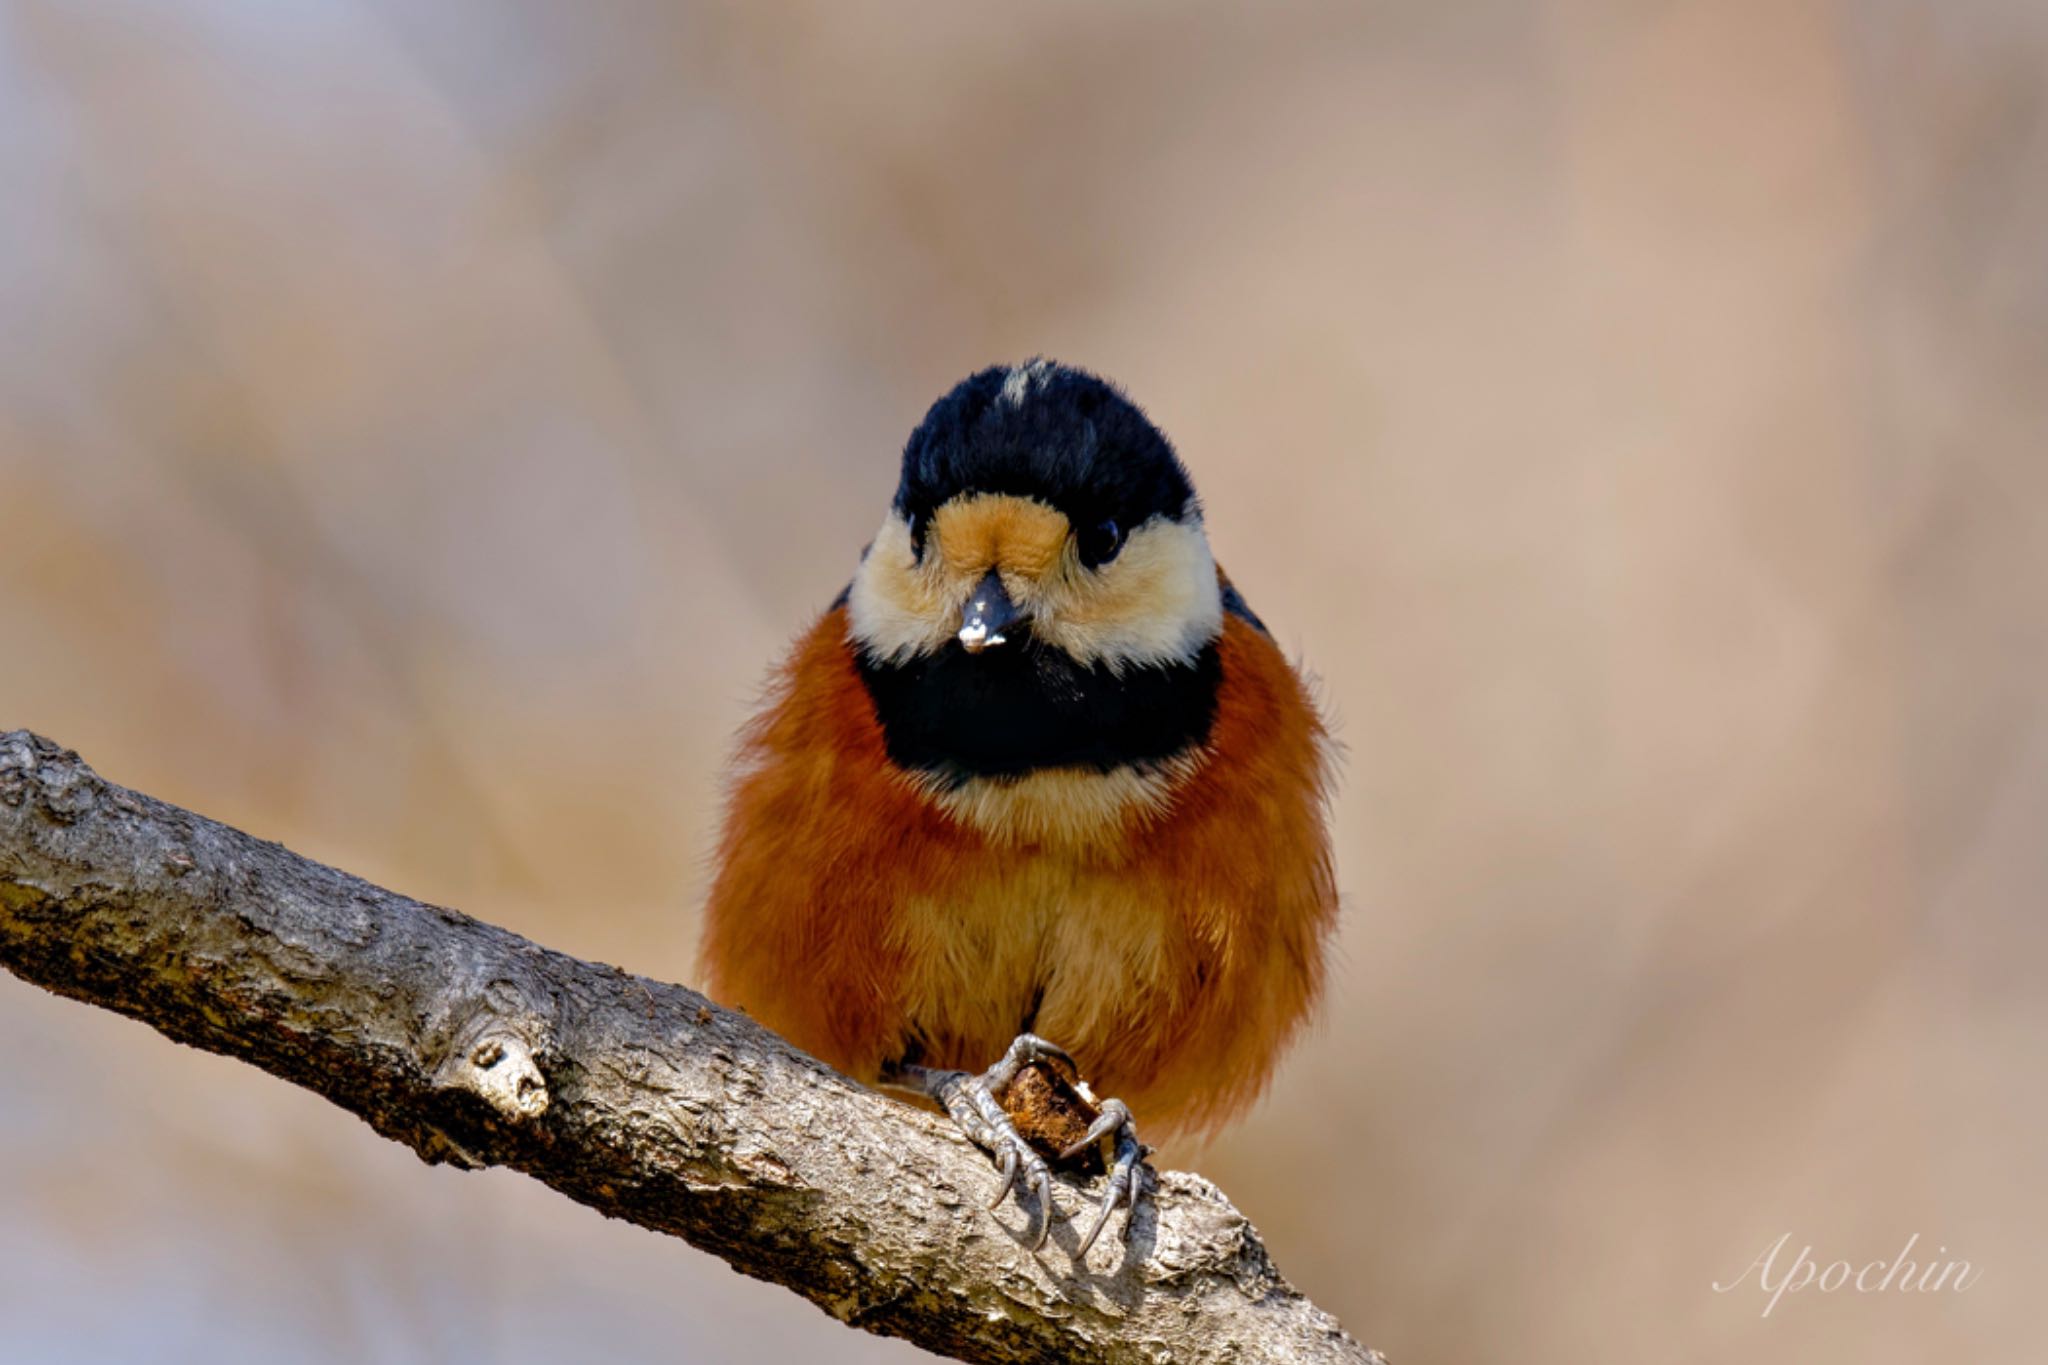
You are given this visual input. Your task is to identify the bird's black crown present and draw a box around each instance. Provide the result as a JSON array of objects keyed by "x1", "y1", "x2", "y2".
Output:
[{"x1": 894, "y1": 361, "x2": 1198, "y2": 534}]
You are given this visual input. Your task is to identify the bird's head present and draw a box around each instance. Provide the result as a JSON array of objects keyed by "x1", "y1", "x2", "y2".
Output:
[{"x1": 847, "y1": 360, "x2": 1223, "y2": 675}]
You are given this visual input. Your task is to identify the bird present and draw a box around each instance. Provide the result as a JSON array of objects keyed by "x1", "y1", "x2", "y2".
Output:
[{"x1": 698, "y1": 359, "x2": 1338, "y2": 1254}]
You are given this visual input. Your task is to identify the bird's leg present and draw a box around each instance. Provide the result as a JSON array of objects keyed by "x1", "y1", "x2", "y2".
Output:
[{"x1": 882, "y1": 1036, "x2": 1065, "y2": 1250}]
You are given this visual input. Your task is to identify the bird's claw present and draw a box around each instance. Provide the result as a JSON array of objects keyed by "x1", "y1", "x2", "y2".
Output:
[
  {"x1": 1060, "y1": 1097, "x2": 1146, "y2": 1256},
  {"x1": 931, "y1": 1060, "x2": 1059, "y2": 1248},
  {"x1": 1057, "y1": 1096, "x2": 1132, "y2": 1161}
]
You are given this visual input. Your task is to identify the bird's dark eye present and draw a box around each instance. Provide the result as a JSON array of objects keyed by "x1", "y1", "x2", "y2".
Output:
[{"x1": 1079, "y1": 518, "x2": 1124, "y2": 568}]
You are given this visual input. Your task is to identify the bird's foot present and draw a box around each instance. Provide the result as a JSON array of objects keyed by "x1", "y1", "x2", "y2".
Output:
[
  {"x1": 886, "y1": 1033, "x2": 1149, "y2": 1256},
  {"x1": 978, "y1": 1033, "x2": 1149, "y2": 1254},
  {"x1": 1057, "y1": 1095, "x2": 1146, "y2": 1256},
  {"x1": 887, "y1": 1037, "x2": 1063, "y2": 1249}
]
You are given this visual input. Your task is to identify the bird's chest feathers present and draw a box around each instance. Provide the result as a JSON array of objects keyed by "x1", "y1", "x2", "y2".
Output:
[
  {"x1": 891, "y1": 848, "x2": 1177, "y2": 1063},
  {"x1": 920, "y1": 760, "x2": 1194, "y2": 846}
]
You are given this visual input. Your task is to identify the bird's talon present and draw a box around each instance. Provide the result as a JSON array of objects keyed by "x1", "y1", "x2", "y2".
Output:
[
  {"x1": 1058, "y1": 1096, "x2": 1131, "y2": 1161},
  {"x1": 1076, "y1": 1191, "x2": 1119, "y2": 1257},
  {"x1": 1027, "y1": 1166, "x2": 1056, "y2": 1250},
  {"x1": 1072, "y1": 1099, "x2": 1145, "y2": 1257},
  {"x1": 989, "y1": 1144, "x2": 1019, "y2": 1209}
]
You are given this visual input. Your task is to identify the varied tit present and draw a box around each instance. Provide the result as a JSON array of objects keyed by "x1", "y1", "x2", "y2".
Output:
[{"x1": 698, "y1": 360, "x2": 1338, "y2": 1254}]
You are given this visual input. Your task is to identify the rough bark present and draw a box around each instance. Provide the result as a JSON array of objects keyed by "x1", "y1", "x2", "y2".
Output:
[{"x1": 0, "y1": 730, "x2": 1381, "y2": 1365}]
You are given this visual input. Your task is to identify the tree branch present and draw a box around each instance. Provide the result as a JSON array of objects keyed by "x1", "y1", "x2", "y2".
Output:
[{"x1": 0, "y1": 730, "x2": 1381, "y2": 1365}]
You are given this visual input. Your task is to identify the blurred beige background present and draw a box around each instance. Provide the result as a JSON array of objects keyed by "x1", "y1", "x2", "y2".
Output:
[{"x1": 3, "y1": 1, "x2": 2044, "y2": 1361}]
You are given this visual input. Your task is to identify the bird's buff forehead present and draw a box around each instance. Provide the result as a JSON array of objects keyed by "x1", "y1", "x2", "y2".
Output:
[{"x1": 931, "y1": 494, "x2": 1069, "y2": 584}]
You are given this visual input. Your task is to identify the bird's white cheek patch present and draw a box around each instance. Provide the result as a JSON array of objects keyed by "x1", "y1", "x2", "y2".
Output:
[
  {"x1": 846, "y1": 514, "x2": 955, "y2": 661},
  {"x1": 1034, "y1": 519, "x2": 1224, "y2": 669}
]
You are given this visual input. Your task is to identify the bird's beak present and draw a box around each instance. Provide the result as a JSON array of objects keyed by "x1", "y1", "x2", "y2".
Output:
[{"x1": 957, "y1": 570, "x2": 1019, "y2": 653}]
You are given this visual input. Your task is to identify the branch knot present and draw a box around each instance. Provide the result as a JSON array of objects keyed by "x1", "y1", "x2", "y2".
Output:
[{"x1": 437, "y1": 1032, "x2": 550, "y2": 1123}]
